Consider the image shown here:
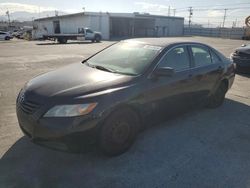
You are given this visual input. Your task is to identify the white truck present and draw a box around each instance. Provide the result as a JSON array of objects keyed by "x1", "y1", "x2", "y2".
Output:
[{"x1": 43, "y1": 28, "x2": 102, "y2": 44}]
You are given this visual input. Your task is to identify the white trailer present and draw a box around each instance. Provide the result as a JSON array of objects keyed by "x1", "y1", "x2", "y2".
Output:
[{"x1": 43, "y1": 28, "x2": 102, "y2": 44}]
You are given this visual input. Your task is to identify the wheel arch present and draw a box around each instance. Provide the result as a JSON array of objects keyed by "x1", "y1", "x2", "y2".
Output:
[
  {"x1": 94, "y1": 33, "x2": 102, "y2": 41},
  {"x1": 209, "y1": 77, "x2": 229, "y2": 96},
  {"x1": 100, "y1": 103, "x2": 143, "y2": 132},
  {"x1": 221, "y1": 78, "x2": 229, "y2": 91}
]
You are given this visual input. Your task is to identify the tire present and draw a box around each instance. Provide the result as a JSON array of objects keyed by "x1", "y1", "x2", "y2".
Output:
[
  {"x1": 5, "y1": 36, "x2": 10, "y2": 40},
  {"x1": 98, "y1": 108, "x2": 139, "y2": 156},
  {"x1": 206, "y1": 82, "x2": 227, "y2": 108},
  {"x1": 58, "y1": 38, "x2": 67, "y2": 44},
  {"x1": 95, "y1": 35, "x2": 101, "y2": 42}
]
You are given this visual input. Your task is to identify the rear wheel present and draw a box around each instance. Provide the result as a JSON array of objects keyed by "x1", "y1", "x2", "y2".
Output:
[
  {"x1": 5, "y1": 36, "x2": 10, "y2": 40},
  {"x1": 58, "y1": 38, "x2": 67, "y2": 44},
  {"x1": 206, "y1": 82, "x2": 227, "y2": 108},
  {"x1": 98, "y1": 108, "x2": 139, "y2": 156}
]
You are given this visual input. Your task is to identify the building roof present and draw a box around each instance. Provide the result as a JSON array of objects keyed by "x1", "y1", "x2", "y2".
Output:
[
  {"x1": 123, "y1": 37, "x2": 205, "y2": 47},
  {"x1": 34, "y1": 11, "x2": 184, "y2": 21}
]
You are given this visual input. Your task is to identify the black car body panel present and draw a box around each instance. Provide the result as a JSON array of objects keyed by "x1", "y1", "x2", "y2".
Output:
[
  {"x1": 16, "y1": 38, "x2": 235, "y2": 151},
  {"x1": 231, "y1": 44, "x2": 250, "y2": 73}
]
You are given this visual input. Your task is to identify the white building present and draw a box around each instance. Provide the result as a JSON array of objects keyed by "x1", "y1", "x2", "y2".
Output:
[{"x1": 34, "y1": 12, "x2": 184, "y2": 40}]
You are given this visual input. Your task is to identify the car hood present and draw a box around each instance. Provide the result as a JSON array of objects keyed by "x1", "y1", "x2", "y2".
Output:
[
  {"x1": 235, "y1": 44, "x2": 250, "y2": 54},
  {"x1": 24, "y1": 63, "x2": 132, "y2": 102},
  {"x1": 94, "y1": 31, "x2": 102, "y2": 35}
]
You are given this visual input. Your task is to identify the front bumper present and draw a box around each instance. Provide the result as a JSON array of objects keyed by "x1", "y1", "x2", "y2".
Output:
[
  {"x1": 231, "y1": 54, "x2": 250, "y2": 72},
  {"x1": 16, "y1": 105, "x2": 101, "y2": 151}
]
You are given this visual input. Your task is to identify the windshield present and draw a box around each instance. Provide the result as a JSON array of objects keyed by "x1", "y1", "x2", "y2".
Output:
[{"x1": 86, "y1": 42, "x2": 162, "y2": 75}]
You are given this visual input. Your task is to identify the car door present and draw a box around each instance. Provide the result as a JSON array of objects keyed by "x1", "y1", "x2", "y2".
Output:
[
  {"x1": 145, "y1": 45, "x2": 194, "y2": 118},
  {"x1": 188, "y1": 45, "x2": 223, "y2": 100},
  {"x1": 0, "y1": 32, "x2": 5, "y2": 40},
  {"x1": 85, "y1": 29, "x2": 95, "y2": 40}
]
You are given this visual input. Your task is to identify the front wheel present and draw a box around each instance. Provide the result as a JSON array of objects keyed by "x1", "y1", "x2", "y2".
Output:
[
  {"x1": 95, "y1": 35, "x2": 101, "y2": 42},
  {"x1": 206, "y1": 82, "x2": 227, "y2": 108},
  {"x1": 98, "y1": 108, "x2": 139, "y2": 156}
]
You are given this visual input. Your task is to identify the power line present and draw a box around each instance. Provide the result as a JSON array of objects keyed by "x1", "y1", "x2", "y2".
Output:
[
  {"x1": 175, "y1": 2, "x2": 250, "y2": 10},
  {"x1": 176, "y1": 6, "x2": 250, "y2": 12},
  {"x1": 193, "y1": 6, "x2": 250, "y2": 11}
]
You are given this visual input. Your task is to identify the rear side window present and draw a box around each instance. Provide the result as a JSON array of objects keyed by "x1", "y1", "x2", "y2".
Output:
[
  {"x1": 158, "y1": 46, "x2": 190, "y2": 71},
  {"x1": 210, "y1": 50, "x2": 221, "y2": 63},
  {"x1": 191, "y1": 46, "x2": 212, "y2": 67}
]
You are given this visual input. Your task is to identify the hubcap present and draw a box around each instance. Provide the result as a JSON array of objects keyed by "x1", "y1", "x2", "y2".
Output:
[{"x1": 111, "y1": 121, "x2": 130, "y2": 144}]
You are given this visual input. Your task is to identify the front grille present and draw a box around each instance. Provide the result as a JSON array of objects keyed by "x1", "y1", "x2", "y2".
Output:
[
  {"x1": 17, "y1": 89, "x2": 40, "y2": 114},
  {"x1": 19, "y1": 100, "x2": 40, "y2": 114}
]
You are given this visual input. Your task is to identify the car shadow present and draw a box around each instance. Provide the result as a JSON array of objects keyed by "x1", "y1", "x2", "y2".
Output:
[
  {"x1": 236, "y1": 72, "x2": 250, "y2": 78},
  {"x1": 1, "y1": 99, "x2": 250, "y2": 187},
  {"x1": 36, "y1": 41, "x2": 101, "y2": 45}
]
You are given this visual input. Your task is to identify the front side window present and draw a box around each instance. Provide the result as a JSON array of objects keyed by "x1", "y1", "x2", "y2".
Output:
[
  {"x1": 191, "y1": 46, "x2": 212, "y2": 67},
  {"x1": 86, "y1": 29, "x2": 93, "y2": 33},
  {"x1": 158, "y1": 46, "x2": 190, "y2": 71},
  {"x1": 87, "y1": 42, "x2": 162, "y2": 75}
]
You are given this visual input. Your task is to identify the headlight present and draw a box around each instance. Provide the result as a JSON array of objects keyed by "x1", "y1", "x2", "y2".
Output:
[{"x1": 44, "y1": 103, "x2": 97, "y2": 117}]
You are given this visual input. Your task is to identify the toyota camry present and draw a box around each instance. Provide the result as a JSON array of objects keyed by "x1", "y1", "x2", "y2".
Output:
[{"x1": 16, "y1": 38, "x2": 235, "y2": 156}]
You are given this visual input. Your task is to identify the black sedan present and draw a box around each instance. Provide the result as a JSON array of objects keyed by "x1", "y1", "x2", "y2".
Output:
[
  {"x1": 16, "y1": 38, "x2": 235, "y2": 156},
  {"x1": 231, "y1": 44, "x2": 250, "y2": 73}
]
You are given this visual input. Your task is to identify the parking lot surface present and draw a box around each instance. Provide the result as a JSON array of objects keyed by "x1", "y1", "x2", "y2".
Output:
[{"x1": 0, "y1": 37, "x2": 249, "y2": 188}]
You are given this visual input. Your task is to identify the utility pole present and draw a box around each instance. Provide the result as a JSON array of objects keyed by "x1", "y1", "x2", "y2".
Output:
[
  {"x1": 6, "y1": 10, "x2": 10, "y2": 26},
  {"x1": 173, "y1": 9, "x2": 176, "y2": 16},
  {"x1": 188, "y1": 7, "x2": 193, "y2": 28},
  {"x1": 38, "y1": 6, "x2": 40, "y2": 18},
  {"x1": 222, "y1": 8, "x2": 227, "y2": 28},
  {"x1": 233, "y1": 18, "x2": 237, "y2": 28}
]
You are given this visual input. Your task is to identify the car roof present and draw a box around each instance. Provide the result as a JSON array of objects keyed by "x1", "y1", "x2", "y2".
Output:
[{"x1": 123, "y1": 38, "x2": 209, "y2": 48}]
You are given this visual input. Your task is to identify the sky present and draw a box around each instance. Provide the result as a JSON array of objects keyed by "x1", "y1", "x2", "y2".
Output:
[{"x1": 0, "y1": 0, "x2": 249, "y2": 27}]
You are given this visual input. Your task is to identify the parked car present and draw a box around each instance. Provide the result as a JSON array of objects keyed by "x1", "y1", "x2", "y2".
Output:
[
  {"x1": 0, "y1": 31, "x2": 12, "y2": 40},
  {"x1": 231, "y1": 44, "x2": 250, "y2": 73},
  {"x1": 12, "y1": 30, "x2": 21, "y2": 38},
  {"x1": 16, "y1": 38, "x2": 235, "y2": 156}
]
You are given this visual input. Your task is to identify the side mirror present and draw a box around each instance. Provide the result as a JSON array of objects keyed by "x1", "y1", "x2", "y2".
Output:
[{"x1": 154, "y1": 67, "x2": 175, "y2": 77}]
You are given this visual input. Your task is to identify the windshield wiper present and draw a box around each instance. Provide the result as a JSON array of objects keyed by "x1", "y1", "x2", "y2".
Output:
[
  {"x1": 85, "y1": 61, "x2": 116, "y2": 73},
  {"x1": 85, "y1": 62, "x2": 134, "y2": 75},
  {"x1": 95, "y1": 65, "x2": 117, "y2": 73}
]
